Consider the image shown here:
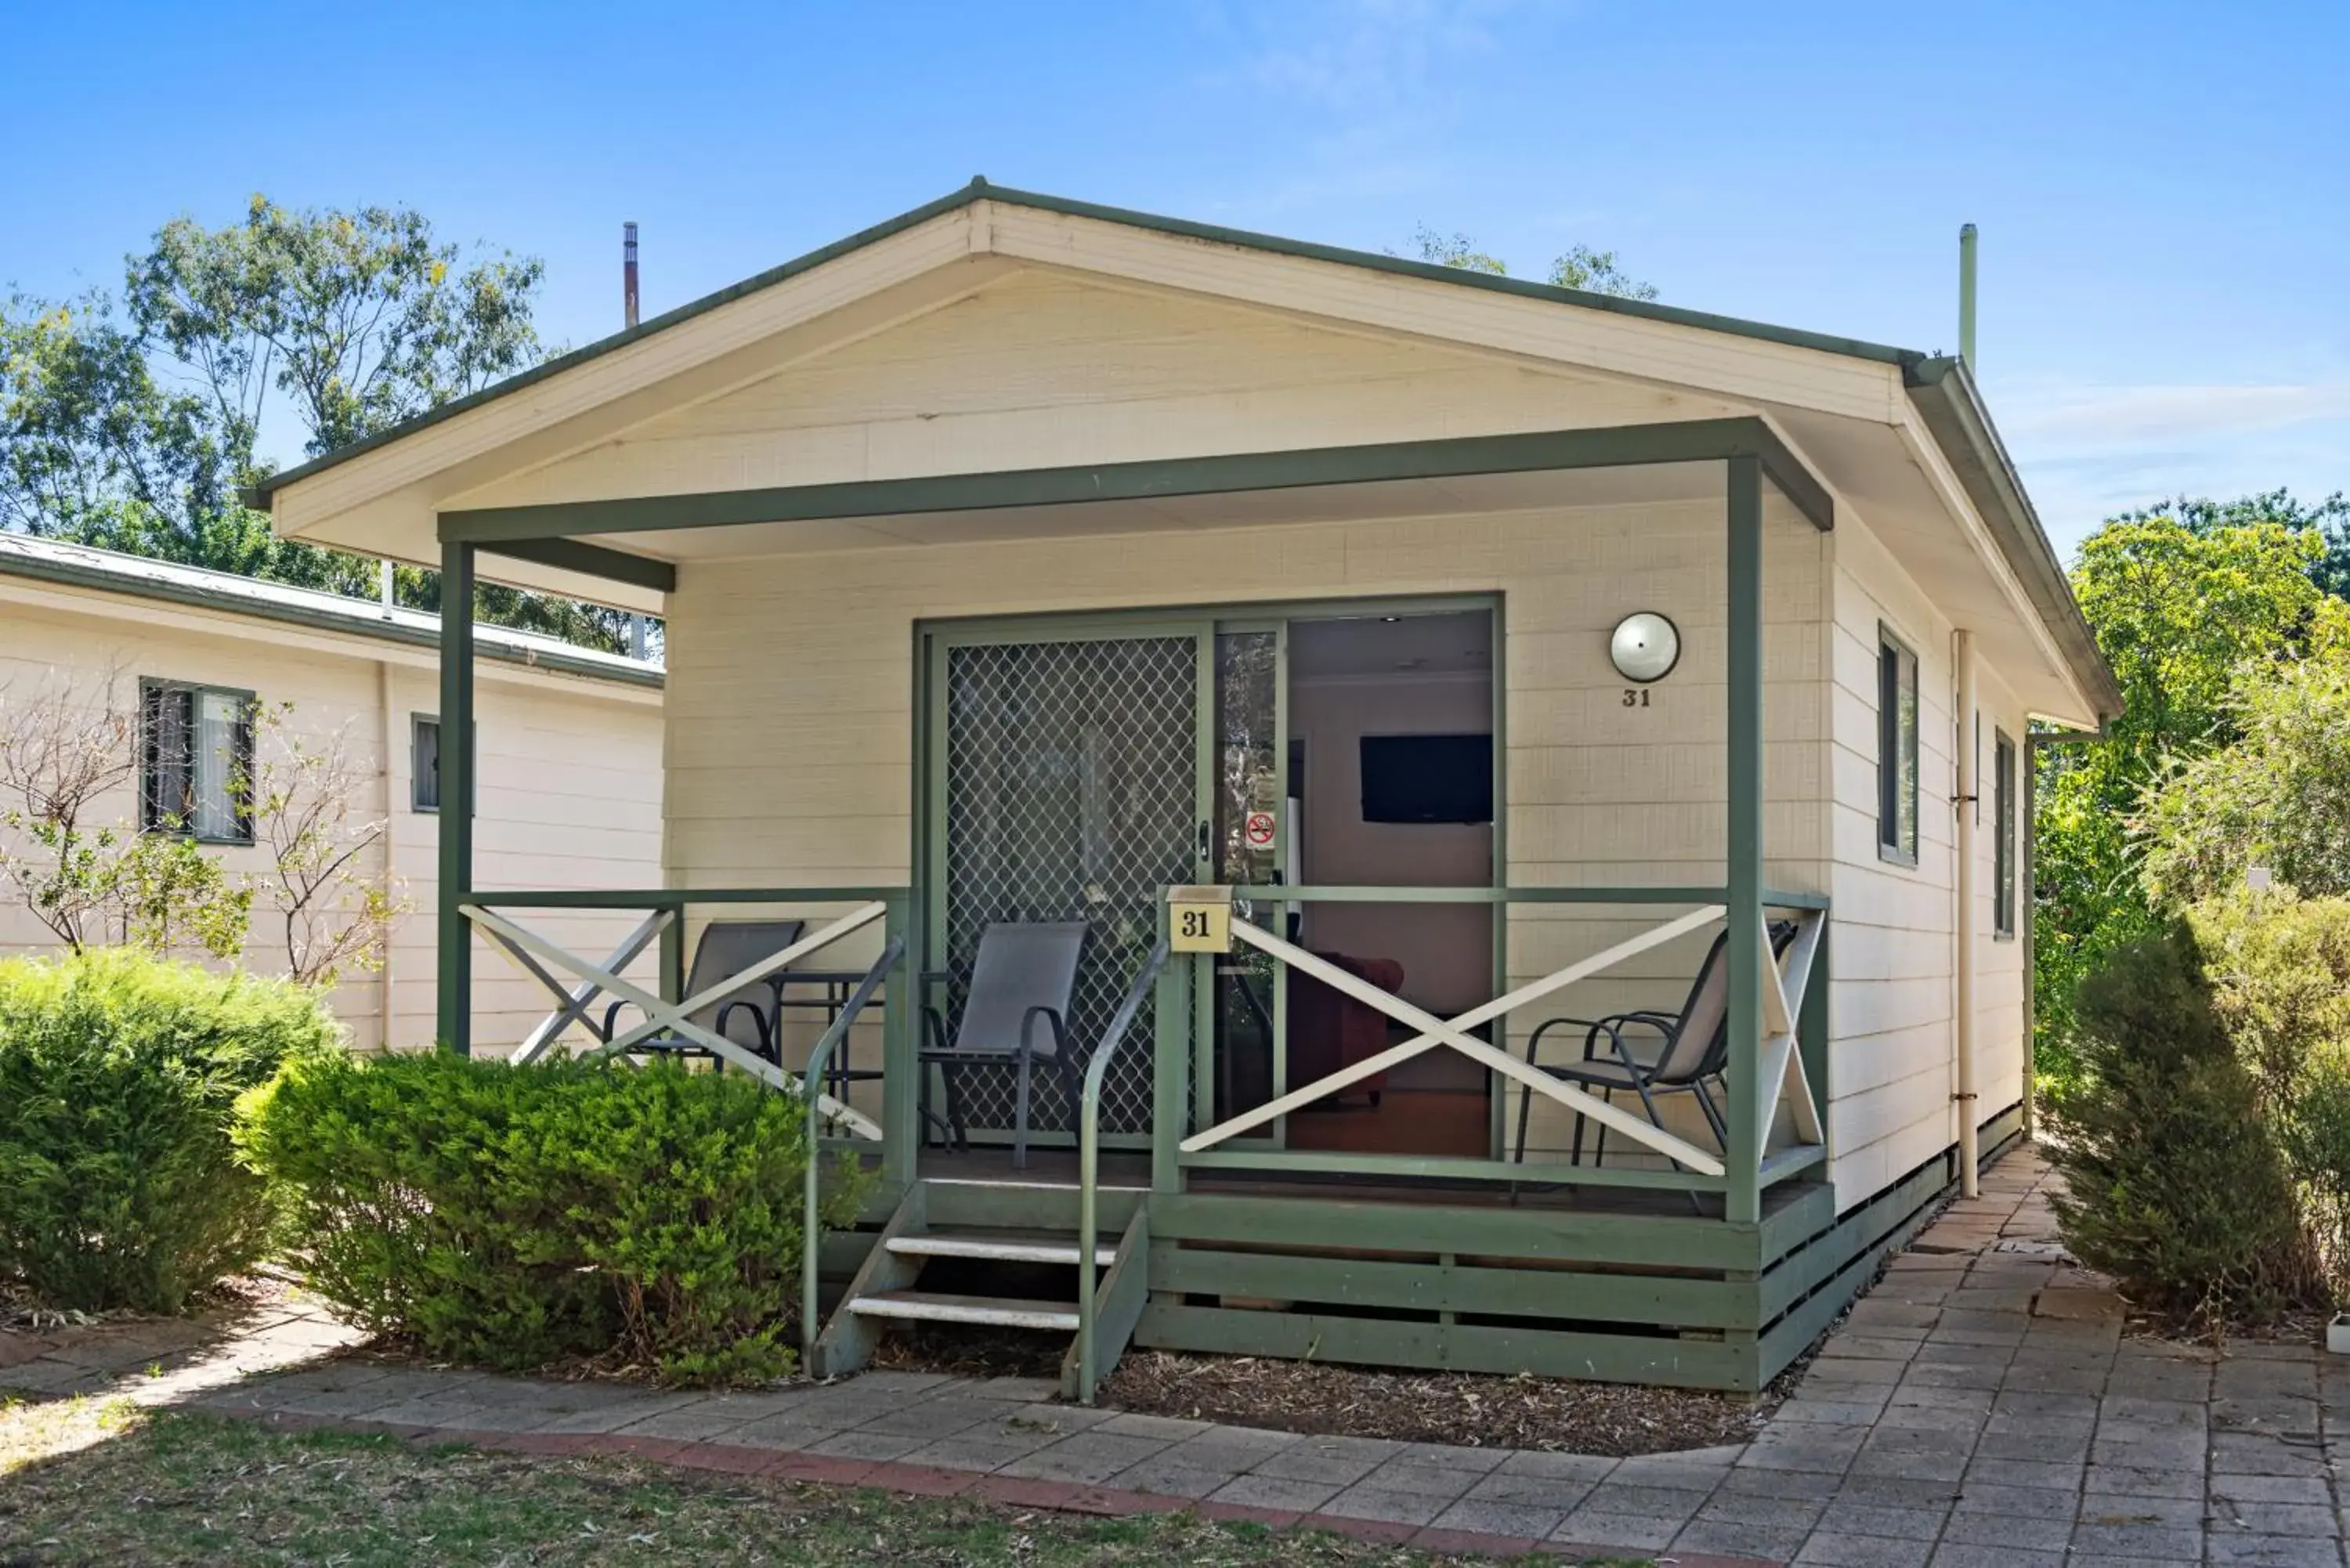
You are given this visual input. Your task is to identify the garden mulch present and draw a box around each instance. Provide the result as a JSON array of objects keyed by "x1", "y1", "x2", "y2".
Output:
[{"x1": 873, "y1": 1324, "x2": 1786, "y2": 1458}]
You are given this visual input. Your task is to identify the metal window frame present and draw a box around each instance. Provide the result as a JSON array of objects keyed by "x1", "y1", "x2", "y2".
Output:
[
  {"x1": 411, "y1": 713, "x2": 442, "y2": 814},
  {"x1": 137, "y1": 675, "x2": 257, "y2": 846},
  {"x1": 1875, "y1": 627, "x2": 1920, "y2": 869},
  {"x1": 1992, "y1": 728, "x2": 2017, "y2": 940}
]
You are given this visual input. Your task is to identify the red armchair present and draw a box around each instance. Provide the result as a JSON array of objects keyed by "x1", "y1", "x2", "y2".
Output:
[{"x1": 1287, "y1": 952, "x2": 1404, "y2": 1106}]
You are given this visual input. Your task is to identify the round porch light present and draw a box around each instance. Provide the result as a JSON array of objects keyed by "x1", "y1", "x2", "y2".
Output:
[{"x1": 1609, "y1": 612, "x2": 1680, "y2": 683}]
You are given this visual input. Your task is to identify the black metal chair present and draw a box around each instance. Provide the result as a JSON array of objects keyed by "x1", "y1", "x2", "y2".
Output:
[
  {"x1": 602, "y1": 918, "x2": 805, "y2": 1064},
  {"x1": 919, "y1": 921, "x2": 1088, "y2": 1169},
  {"x1": 1514, "y1": 922, "x2": 1797, "y2": 1168}
]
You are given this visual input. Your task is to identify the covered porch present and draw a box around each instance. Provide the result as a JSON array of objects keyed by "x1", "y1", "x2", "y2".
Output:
[{"x1": 416, "y1": 419, "x2": 1912, "y2": 1399}]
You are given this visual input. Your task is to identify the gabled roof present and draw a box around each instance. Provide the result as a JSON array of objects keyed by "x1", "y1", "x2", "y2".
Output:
[
  {"x1": 248, "y1": 178, "x2": 1932, "y2": 509},
  {"x1": 0, "y1": 531, "x2": 664, "y2": 689},
  {"x1": 242, "y1": 178, "x2": 2117, "y2": 722}
]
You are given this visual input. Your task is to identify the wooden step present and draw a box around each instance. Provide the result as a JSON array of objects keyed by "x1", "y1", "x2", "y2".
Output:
[
  {"x1": 887, "y1": 1229, "x2": 1117, "y2": 1267},
  {"x1": 844, "y1": 1289, "x2": 1079, "y2": 1332}
]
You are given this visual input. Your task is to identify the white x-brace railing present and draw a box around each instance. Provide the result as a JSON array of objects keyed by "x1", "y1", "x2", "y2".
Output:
[
  {"x1": 460, "y1": 901, "x2": 888, "y2": 1140},
  {"x1": 1180, "y1": 903, "x2": 1827, "y2": 1175}
]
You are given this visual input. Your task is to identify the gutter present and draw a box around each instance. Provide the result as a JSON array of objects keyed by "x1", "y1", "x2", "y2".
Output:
[
  {"x1": 0, "y1": 544, "x2": 663, "y2": 692},
  {"x1": 1904, "y1": 357, "x2": 2122, "y2": 723}
]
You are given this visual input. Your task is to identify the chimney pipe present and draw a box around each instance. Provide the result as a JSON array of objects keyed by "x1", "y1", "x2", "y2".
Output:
[
  {"x1": 1958, "y1": 222, "x2": 1978, "y2": 371},
  {"x1": 624, "y1": 221, "x2": 640, "y2": 329}
]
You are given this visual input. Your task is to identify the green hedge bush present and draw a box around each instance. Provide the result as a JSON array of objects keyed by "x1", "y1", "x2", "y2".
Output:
[
  {"x1": 0, "y1": 948, "x2": 342, "y2": 1313},
  {"x1": 239, "y1": 1052, "x2": 869, "y2": 1383},
  {"x1": 2045, "y1": 925, "x2": 2319, "y2": 1322}
]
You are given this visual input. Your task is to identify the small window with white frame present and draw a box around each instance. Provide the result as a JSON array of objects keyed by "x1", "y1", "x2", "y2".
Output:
[
  {"x1": 1876, "y1": 628, "x2": 1920, "y2": 865},
  {"x1": 139, "y1": 678, "x2": 255, "y2": 844},
  {"x1": 1994, "y1": 728, "x2": 2017, "y2": 938}
]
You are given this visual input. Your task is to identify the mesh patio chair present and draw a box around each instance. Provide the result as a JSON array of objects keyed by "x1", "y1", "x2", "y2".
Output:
[
  {"x1": 601, "y1": 918, "x2": 805, "y2": 1064},
  {"x1": 919, "y1": 921, "x2": 1088, "y2": 1169},
  {"x1": 1513, "y1": 922, "x2": 1798, "y2": 1169}
]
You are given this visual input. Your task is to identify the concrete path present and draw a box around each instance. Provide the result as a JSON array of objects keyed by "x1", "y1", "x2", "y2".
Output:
[{"x1": 5, "y1": 1147, "x2": 2345, "y2": 1566}]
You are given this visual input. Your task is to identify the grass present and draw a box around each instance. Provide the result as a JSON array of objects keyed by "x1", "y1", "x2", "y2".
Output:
[{"x1": 0, "y1": 1399, "x2": 1657, "y2": 1567}]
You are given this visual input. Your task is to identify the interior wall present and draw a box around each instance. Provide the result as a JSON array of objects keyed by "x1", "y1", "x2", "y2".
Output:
[{"x1": 1292, "y1": 671, "x2": 1494, "y2": 1016}]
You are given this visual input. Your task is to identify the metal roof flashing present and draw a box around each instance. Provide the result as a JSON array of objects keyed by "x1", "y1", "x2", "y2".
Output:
[{"x1": 0, "y1": 533, "x2": 663, "y2": 690}]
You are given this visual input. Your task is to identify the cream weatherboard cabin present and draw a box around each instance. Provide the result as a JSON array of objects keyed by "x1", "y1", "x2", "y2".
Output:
[
  {"x1": 246, "y1": 182, "x2": 2119, "y2": 1399},
  {"x1": 0, "y1": 532, "x2": 665, "y2": 1048}
]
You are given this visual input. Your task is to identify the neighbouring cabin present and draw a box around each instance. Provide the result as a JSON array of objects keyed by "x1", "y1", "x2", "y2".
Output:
[
  {"x1": 248, "y1": 182, "x2": 2119, "y2": 1396},
  {"x1": 0, "y1": 533, "x2": 665, "y2": 1049}
]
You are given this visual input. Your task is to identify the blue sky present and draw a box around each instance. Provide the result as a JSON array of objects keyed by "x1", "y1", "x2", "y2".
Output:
[{"x1": 5, "y1": 1, "x2": 2345, "y2": 556}]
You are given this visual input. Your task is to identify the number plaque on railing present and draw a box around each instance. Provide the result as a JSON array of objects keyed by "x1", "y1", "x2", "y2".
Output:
[{"x1": 1167, "y1": 886, "x2": 1232, "y2": 953}]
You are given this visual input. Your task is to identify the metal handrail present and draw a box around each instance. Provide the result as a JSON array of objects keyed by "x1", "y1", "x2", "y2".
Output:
[
  {"x1": 800, "y1": 933, "x2": 904, "y2": 1370},
  {"x1": 1074, "y1": 938, "x2": 1171, "y2": 1404}
]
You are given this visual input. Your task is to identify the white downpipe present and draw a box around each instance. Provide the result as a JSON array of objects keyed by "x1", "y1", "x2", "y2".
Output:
[
  {"x1": 1954, "y1": 630, "x2": 1979, "y2": 1198},
  {"x1": 378, "y1": 658, "x2": 399, "y2": 1050}
]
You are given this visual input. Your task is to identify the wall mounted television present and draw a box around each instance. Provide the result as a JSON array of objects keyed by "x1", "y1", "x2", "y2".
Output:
[{"x1": 1358, "y1": 733, "x2": 1494, "y2": 825}]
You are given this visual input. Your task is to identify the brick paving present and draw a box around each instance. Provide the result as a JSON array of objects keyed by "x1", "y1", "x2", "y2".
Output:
[{"x1": 7, "y1": 1146, "x2": 2345, "y2": 1566}]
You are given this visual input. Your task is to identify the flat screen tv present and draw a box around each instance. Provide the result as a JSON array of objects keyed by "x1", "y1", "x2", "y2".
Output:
[{"x1": 1359, "y1": 733, "x2": 1493, "y2": 825}]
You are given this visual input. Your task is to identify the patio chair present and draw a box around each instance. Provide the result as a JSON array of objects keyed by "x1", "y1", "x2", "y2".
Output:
[
  {"x1": 919, "y1": 921, "x2": 1088, "y2": 1169},
  {"x1": 1513, "y1": 922, "x2": 1798, "y2": 1169},
  {"x1": 601, "y1": 918, "x2": 805, "y2": 1064}
]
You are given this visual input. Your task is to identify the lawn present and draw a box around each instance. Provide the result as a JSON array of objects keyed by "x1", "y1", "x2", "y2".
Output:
[{"x1": 0, "y1": 1398, "x2": 1653, "y2": 1567}]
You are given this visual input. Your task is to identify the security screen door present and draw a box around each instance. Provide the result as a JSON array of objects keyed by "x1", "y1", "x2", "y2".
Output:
[{"x1": 931, "y1": 625, "x2": 1214, "y2": 1140}]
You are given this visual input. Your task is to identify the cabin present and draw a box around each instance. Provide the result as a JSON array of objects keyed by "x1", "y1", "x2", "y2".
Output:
[
  {"x1": 0, "y1": 531, "x2": 664, "y2": 1049},
  {"x1": 246, "y1": 181, "x2": 2120, "y2": 1399}
]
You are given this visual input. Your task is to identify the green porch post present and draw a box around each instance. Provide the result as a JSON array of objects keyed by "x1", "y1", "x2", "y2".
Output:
[
  {"x1": 436, "y1": 537, "x2": 476, "y2": 1055},
  {"x1": 1724, "y1": 456, "x2": 1765, "y2": 1224}
]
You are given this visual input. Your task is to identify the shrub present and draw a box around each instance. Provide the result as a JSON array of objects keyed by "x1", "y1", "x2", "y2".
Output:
[
  {"x1": 2188, "y1": 891, "x2": 2350, "y2": 1279},
  {"x1": 2044, "y1": 924, "x2": 2319, "y2": 1323},
  {"x1": 0, "y1": 948, "x2": 342, "y2": 1313},
  {"x1": 239, "y1": 1052, "x2": 870, "y2": 1383}
]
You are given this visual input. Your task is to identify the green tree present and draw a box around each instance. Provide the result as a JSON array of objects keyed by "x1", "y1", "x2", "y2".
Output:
[
  {"x1": 1402, "y1": 226, "x2": 1658, "y2": 298},
  {"x1": 2138, "y1": 651, "x2": 2350, "y2": 905},
  {"x1": 2, "y1": 198, "x2": 649, "y2": 654},
  {"x1": 2034, "y1": 511, "x2": 2340, "y2": 1072},
  {"x1": 1547, "y1": 244, "x2": 1660, "y2": 300},
  {"x1": 128, "y1": 196, "x2": 545, "y2": 462}
]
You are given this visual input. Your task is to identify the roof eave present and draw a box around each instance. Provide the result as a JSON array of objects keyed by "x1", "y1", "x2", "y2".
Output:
[
  {"x1": 0, "y1": 543, "x2": 663, "y2": 691},
  {"x1": 1903, "y1": 356, "x2": 2121, "y2": 722}
]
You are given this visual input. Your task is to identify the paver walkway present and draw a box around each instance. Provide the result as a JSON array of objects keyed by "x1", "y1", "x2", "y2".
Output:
[{"x1": 5, "y1": 1147, "x2": 2345, "y2": 1566}]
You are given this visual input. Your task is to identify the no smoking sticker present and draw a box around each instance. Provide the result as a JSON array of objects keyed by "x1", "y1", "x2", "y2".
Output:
[{"x1": 1244, "y1": 811, "x2": 1277, "y2": 851}]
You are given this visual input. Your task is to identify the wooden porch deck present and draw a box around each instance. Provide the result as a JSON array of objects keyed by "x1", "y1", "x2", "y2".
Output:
[{"x1": 909, "y1": 1144, "x2": 1824, "y2": 1223}]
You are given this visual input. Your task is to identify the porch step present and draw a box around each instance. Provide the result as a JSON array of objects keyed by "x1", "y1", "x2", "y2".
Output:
[
  {"x1": 886, "y1": 1228, "x2": 1118, "y2": 1267},
  {"x1": 845, "y1": 1288, "x2": 1081, "y2": 1332}
]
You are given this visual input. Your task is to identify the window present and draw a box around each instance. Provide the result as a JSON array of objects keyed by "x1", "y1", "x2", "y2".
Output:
[
  {"x1": 412, "y1": 715, "x2": 441, "y2": 812},
  {"x1": 140, "y1": 680, "x2": 254, "y2": 843},
  {"x1": 1994, "y1": 729, "x2": 2017, "y2": 938},
  {"x1": 1876, "y1": 629, "x2": 1919, "y2": 865}
]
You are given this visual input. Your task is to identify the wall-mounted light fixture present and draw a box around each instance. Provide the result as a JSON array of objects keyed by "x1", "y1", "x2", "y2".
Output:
[{"x1": 1609, "y1": 612, "x2": 1680, "y2": 683}]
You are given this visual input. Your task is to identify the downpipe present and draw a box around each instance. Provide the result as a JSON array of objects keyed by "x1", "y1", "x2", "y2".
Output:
[{"x1": 1954, "y1": 630, "x2": 1979, "y2": 1198}]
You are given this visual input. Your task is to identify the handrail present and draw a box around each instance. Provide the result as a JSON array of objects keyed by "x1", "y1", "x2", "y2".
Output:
[
  {"x1": 800, "y1": 933, "x2": 904, "y2": 1370},
  {"x1": 1075, "y1": 938, "x2": 1171, "y2": 1404},
  {"x1": 466, "y1": 885, "x2": 911, "y2": 909}
]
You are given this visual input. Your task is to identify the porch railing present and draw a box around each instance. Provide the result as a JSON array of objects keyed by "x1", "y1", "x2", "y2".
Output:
[
  {"x1": 1163, "y1": 885, "x2": 1828, "y2": 1192},
  {"x1": 456, "y1": 885, "x2": 923, "y2": 1364},
  {"x1": 1074, "y1": 936, "x2": 1171, "y2": 1403}
]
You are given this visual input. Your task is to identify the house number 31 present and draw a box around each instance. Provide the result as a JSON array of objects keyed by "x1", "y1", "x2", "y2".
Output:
[{"x1": 1622, "y1": 688, "x2": 1652, "y2": 707}]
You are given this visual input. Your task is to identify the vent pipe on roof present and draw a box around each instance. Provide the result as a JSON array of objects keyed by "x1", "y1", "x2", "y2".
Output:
[
  {"x1": 624, "y1": 221, "x2": 641, "y2": 330},
  {"x1": 1958, "y1": 222, "x2": 1978, "y2": 371},
  {"x1": 623, "y1": 219, "x2": 652, "y2": 656}
]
